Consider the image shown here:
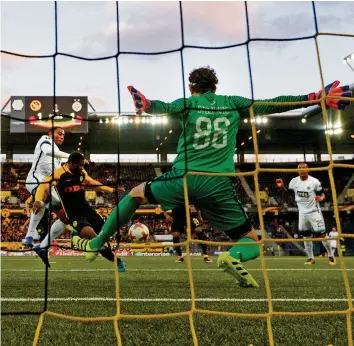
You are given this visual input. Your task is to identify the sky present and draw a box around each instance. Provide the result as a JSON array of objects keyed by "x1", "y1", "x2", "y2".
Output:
[{"x1": 1, "y1": 1, "x2": 354, "y2": 114}]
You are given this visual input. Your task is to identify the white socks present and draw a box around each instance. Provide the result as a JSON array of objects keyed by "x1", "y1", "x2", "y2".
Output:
[
  {"x1": 303, "y1": 237, "x2": 314, "y2": 259},
  {"x1": 322, "y1": 239, "x2": 334, "y2": 257},
  {"x1": 304, "y1": 236, "x2": 334, "y2": 259},
  {"x1": 39, "y1": 220, "x2": 66, "y2": 249},
  {"x1": 25, "y1": 209, "x2": 45, "y2": 240}
]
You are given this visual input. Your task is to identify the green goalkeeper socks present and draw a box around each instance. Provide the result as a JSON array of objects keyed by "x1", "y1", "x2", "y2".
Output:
[
  {"x1": 90, "y1": 195, "x2": 140, "y2": 250},
  {"x1": 229, "y1": 238, "x2": 260, "y2": 263}
]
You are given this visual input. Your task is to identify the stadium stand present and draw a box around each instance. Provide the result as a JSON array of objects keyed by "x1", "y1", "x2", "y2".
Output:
[{"x1": 1, "y1": 161, "x2": 354, "y2": 255}]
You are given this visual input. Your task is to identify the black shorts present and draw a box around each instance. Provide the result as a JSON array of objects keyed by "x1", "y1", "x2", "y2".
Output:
[
  {"x1": 171, "y1": 207, "x2": 200, "y2": 234},
  {"x1": 70, "y1": 206, "x2": 104, "y2": 236}
]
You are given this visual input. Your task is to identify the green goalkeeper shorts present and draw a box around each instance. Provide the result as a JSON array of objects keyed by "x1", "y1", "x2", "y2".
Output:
[{"x1": 146, "y1": 168, "x2": 247, "y2": 232}]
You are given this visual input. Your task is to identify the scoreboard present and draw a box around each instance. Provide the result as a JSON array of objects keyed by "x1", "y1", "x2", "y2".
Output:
[{"x1": 10, "y1": 96, "x2": 88, "y2": 133}]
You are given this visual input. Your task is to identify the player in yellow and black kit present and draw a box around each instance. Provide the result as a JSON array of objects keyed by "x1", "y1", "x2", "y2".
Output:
[
  {"x1": 169, "y1": 207, "x2": 212, "y2": 263},
  {"x1": 34, "y1": 152, "x2": 126, "y2": 272}
]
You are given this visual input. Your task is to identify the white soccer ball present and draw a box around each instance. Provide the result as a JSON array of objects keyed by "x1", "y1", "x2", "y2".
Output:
[{"x1": 128, "y1": 223, "x2": 150, "y2": 243}]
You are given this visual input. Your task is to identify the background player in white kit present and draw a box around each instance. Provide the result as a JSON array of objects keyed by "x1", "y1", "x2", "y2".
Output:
[
  {"x1": 276, "y1": 163, "x2": 336, "y2": 265},
  {"x1": 328, "y1": 227, "x2": 341, "y2": 257},
  {"x1": 24, "y1": 127, "x2": 70, "y2": 247}
]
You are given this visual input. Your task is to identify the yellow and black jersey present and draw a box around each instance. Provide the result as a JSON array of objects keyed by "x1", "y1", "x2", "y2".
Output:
[{"x1": 36, "y1": 163, "x2": 89, "y2": 217}]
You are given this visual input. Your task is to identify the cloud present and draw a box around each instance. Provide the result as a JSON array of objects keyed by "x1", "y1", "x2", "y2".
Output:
[
  {"x1": 66, "y1": 1, "x2": 250, "y2": 58},
  {"x1": 66, "y1": 1, "x2": 353, "y2": 60}
]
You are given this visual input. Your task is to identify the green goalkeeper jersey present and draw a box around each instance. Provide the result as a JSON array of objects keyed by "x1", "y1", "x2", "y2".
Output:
[{"x1": 147, "y1": 92, "x2": 307, "y2": 173}]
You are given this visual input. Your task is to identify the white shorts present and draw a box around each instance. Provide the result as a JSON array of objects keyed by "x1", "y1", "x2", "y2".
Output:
[
  {"x1": 299, "y1": 210, "x2": 326, "y2": 235},
  {"x1": 26, "y1": 179, "x2": 61, "y2": 210}
]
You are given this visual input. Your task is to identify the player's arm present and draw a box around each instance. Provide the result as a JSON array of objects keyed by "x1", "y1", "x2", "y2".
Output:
[
  {"x1": 83, "y1": 174, "x2": 124, "y2": 194},
  {"x1": 145, "y1": 98, "x2": 192, "y2": 116},
  {"x1": 314, "y1": 181, "x2": 325, "y2": 203},
  {"x1": 232, "y1": 95, "x2": 309, "y2": 118},
  {"x1": 275, "y1": 178, "x2": 293, "y2": 199},
  {"x1": 163, "y1": 211, "x2": 173, "y2": 222},
  {"x1": 23, "y1": 218, "x2": 30, "y2": 229},
  {"x1": 231, "y1": 81, "x2": 351, "y2": 117},
  {"x1": 127, "y1": 86, "x2": 191, "y2": 116},
  {"x1": 25, "y1": 195, "x2": 34, "y2": 217},
  {"x1": 197, "y1": 209, "x2": 203, "y2": 224},
  {"x1": 41, "y1": 141, "x2": 70, "y2": 159}
]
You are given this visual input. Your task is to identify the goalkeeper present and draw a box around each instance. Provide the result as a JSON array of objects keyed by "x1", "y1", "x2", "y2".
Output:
[{"x1": 73, "y1": 67, "x2": 351, "y2": 288}]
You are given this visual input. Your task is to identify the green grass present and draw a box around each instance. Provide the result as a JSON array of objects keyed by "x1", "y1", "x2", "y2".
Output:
[{"x1": 1, "y1": 256, "x2": 354, "y2": 346}]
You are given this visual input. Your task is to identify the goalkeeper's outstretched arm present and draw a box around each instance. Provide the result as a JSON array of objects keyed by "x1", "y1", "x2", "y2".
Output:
[
  {"x1": 233, "y1": 80, "x2": 352, "y2": 117},
  {"x1": 127, "y1": 81, "x2": 351, "y2": 117}
]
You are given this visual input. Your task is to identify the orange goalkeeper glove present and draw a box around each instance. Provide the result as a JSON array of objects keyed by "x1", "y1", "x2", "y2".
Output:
[
  {"x1": 307, "y1": 80, "x2": 352, "y2": 110},
  {"x1": 127, "y1": 86, "x2": 152, "y2": 115}
]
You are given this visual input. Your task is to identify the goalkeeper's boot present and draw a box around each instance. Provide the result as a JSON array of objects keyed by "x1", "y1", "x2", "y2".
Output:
[
  {"x1": 175, "y1": 256, "x2": 184, "y2": 263},
  {"x1": 304, "y1": 258, "x2": 315, "y2": 265},
  {"x1": 33, "y1": 245, "x2": 51, "y2": 268},
  {"x1": 117, "y1": 258, "x2": 126, "y2": 273},
  {"x1": 328, "y1": 256, "x2": 336, "y2": 265},
  {"x1": 217, "y1": 252, "x2": 259, "y2": 288},
  {"x1": 203, "y1": 255, "x2": 213, "y2": 264},
  {"x1": 71, "y1": 236, "x2": 99, "y2": 263}
]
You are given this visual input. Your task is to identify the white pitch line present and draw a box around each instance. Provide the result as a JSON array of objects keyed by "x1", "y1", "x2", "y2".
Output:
[
  {"x1": 1, "y1": 297, "x2": 354, "y2": 303},
  {"x1": 1, "y1": 268, "x2": 354, "y2": 272}
]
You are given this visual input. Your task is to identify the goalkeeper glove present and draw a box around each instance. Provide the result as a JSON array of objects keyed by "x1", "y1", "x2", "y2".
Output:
[
  {"x1": 307, "y1": 80, "x2": 352, "y2": 110},
  {"x1": 127, "y1": 86, "x2": 152, "y2": 115}
]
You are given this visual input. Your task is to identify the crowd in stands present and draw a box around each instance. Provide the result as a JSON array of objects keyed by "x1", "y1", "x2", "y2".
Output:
[
  {"x1": 1, "y1": 217, "x2": 28, "y2": 242},
  {"x1": 2, "y1": 162, "x2": 353, "y2": 208},
  {"x1": 1, "y1": 162, "x2": 353, "y2": 252}
]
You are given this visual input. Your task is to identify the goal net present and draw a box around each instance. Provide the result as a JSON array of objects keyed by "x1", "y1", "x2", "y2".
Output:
[{"x1": 1, "y1": 2, "x2": 353, "y2": 346}]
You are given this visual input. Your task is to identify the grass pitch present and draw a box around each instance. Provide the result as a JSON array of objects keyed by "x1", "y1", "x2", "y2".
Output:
[{"x1": 1, "y1": 256, "x2": 354, "y2": 346}]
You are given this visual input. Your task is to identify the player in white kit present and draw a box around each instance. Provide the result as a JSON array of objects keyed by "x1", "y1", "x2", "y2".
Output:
[
  {"x1": 276, "y1": 163, "x2": 336, "y2": 265},
  {"x1": 24, "y1": 127, "x2": 70, "y2": 247}
]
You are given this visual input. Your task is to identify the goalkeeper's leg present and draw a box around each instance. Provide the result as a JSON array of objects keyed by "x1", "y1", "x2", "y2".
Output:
[
  {"x1": 75, "y1": 211, "x2": 126, "y2": 271},
  {"x1": 80, "y1": 225, "x2": 125, "y2": 271},
  {"x1": 198, "y1": 181, "x2": 260, "y2": 288},
  {"x1": 72, "y1": 183, "x2": 145, "y2": 258},
  {"x1": 217, "y1": 220, "x2": 260, "y2": 288}
]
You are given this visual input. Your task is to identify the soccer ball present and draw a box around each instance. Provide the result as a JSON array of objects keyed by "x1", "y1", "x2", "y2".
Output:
[{"x1": 128, "y1": 223, "x2": 150, "y2": 243}]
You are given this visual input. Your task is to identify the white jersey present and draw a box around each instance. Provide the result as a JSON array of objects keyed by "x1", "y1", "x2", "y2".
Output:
[
  {"x1": 329, "y1": 231, "x2": 338, "y2": 248},
  {"x1": 26, "y1": 135, "x2": 62, "y2": 184},
  {"x1": 288, "y1": 175, "x2": 322, "y2": 214}
]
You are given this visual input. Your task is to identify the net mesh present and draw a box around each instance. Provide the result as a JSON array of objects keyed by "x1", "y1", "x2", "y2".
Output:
[{"x1": 1, "y1": 1, "x2": 354, "y2": 346}]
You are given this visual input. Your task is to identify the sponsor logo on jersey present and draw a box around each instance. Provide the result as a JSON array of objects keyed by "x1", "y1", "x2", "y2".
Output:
[
  {"x1": 297, "y1": 191, "x2": 309, "y2": 198},
  {"x1": 63, "y1": 185, "x2": 81, "y2": 193}
]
